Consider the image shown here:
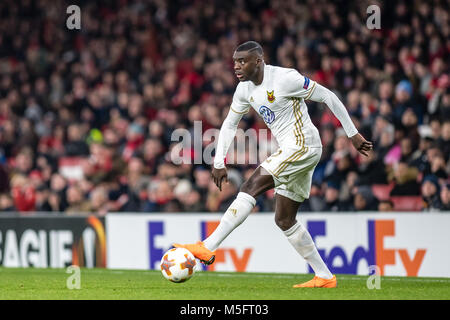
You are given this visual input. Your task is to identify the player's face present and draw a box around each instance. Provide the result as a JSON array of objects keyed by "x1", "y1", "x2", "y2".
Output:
[{"x1": 233, "y1": 51, "x2": 261, "y2": 82}]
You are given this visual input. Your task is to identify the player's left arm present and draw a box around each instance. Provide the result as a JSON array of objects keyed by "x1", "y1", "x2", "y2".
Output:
[
  {"x1": 212, "y1": 109, "x2": 243, "y2": 190},
  {"x1": 307, "y1": 83, "x2": 373, "y2": 156}
]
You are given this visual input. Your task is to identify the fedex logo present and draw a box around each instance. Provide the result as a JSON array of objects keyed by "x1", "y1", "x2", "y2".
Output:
[
  {"x1": 147, "y1": 221, "x2": 253, "y2": 272},
  {"x1": 149, "y1": 221, "x2": 165, "y2": 270},
  {"x1": 308, "y1": 220, "x2": 427, "y2": 276},
  {"x1": 200, "y1": 221, "x2": 253, "y2": 272}
]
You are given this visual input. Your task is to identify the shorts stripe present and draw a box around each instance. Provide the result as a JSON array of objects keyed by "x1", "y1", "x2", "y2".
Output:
[
  {"x1": 269, "y1": 150, "x2": 301, "y2": 178},
  {"x1": 273, "y1": 147, "x2": 308, "y2": 177}
]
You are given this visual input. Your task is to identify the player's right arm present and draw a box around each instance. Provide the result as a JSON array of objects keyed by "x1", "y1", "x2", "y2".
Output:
[
  {"x1": 212, "y1": 85, "x2": 249, "y2": 190},
  {"x1": 283, "y1": 69, "x2": 372, "y2": 156},
  {"x1": 307, "y1": 83, "x2": 373, "y2": 156}
]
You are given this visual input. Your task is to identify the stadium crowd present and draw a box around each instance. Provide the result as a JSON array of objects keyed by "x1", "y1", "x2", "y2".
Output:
[{"x1": 0, "y1": 0, "x2": 449, "y2": 215}]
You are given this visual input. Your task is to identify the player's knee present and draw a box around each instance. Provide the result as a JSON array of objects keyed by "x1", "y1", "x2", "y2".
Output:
[
  {"x1": 239, "y1": 181, "x2": 256, "y2": 198},
  {"x1": 239, "y1": 171, "x2": 274, "y2": 198},
  {"x1": 275, "y1": 216, "x2": 296, "y2": 231}
]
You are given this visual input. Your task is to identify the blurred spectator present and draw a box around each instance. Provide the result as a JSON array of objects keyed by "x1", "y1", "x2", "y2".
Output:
[
  {"x1": 126, "y1": 156, "x2": 150, "y2": 196},
  {"x1": 174, "y1": 179, "x2": 206, "y2": 212},
  {"x1": 0, "y1": 164, "x2": 9, "y2": 193},
  {"x1": 421, "y1": 175, "x2": 443, "y2": 211},
  {"x1": 378, "y1": 199, "x2": 395, "y2": 212},
  {"x1": 438, "y1": 121, "x2": 450, "y2": 161},
  {"x1": 49, "y1": 173, "x2": 68, "y2": 210},
  {"x1": 429, "y1": 152, "x2": 448, "y2": 183},
  {"x1": 323, "y1": 181, "x2": 349, "y2": 211},
  {"x1": 399, "y1": 137, "x2": 416, "y2": 164},
  {"x1": 12, "y1": 148, "x2": 34, "y2": 176},
  {"x1": 142, "y1": 179, "x2": 175, "y2": 212},
  {"x1": 65, "y1": 184, "x2": 92, "y2": 214},
  {"x1": 389, "y1": 161, "x2": 421, "y2": 196},
  {"x1": 373, "y1": 115, "x2": 395, "y2": 161},
  {"x1": 393, "y1": 80, "x2": 423, "y2": 126},
  {"x1": 357, "y1": 152, "x2": 388, "y2": 185},
  {"x1": 48, "y1": 192, "x2": 64, "y2": 212},
  {"x1": 323, "y1": 132, "x2": 354, "y2": 183},
  {"x1": 400, "y1": 108, "x2": 421, "y2": 147},
  {"x1": 339, "y1": 171, "x2": 358, "y2": 205},
  {"x1": 352, "y1": 186, "x2": 378, "y2": 211},
  {"x1": 35, "y1": 185, "x2": 52, "y2": 212},
  {"x1": 300, "y1": 183, "x2": 326, "y2": 212},
  {"x1": 10, "y1": 174, "x2": 36, "y2": 212},
  {"x1": 65, "y1": 123, "x2": 90, "y2": 156},
  {"x1": 122, "y1": 123, "x2": 145, "y2": 162},
  {"x1": 90, "y1": 186, "x2": 111, "y2": 216},
  {"x1": 194, "y1": 166, "x2": 212, "y2": 197},
  {"x1": 440, "y1": 183, "x2": 450, "y2": 211},
  {"x1": 0, "y1": 193, "x2": 16, "y2": 212}
]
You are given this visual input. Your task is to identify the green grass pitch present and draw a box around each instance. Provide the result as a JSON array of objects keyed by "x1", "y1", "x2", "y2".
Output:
[{"x1": 0, "y1": 267, "x2": 449, "y2": 300}]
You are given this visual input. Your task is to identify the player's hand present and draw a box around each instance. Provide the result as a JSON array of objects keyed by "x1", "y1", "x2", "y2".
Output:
[
  {"x1": 350, "y1": 133, "x2": 373, "y2": 157},
  {"x1": 211, "y1": 167, "x2": 228, "y2": 191}
]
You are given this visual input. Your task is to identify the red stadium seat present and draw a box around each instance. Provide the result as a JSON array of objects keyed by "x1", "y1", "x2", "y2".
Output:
[
  {"x1": 390, "y1": 196, "x2": 424, "y2": 211},
  {"x1": 371, "y1": 183, "x2": 394, "y2": 201}
]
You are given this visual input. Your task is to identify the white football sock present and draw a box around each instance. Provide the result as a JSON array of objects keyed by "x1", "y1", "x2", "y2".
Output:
[
  {"x1": 203, "y1": 192, "x2": 256, "y2": 251},
  {"x1": 283, "y1": 221, "x2": 333, "y2": 279}
]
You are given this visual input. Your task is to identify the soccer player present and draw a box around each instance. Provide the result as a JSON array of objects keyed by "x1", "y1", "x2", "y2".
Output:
[{"x1": 175, "y1": 41, "x2": 373, "y2": 288}]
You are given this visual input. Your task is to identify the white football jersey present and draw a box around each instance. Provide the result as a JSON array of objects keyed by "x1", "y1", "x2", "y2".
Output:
[{"x1": 230, "y1": 64, "x2": 322, "y2": 149}]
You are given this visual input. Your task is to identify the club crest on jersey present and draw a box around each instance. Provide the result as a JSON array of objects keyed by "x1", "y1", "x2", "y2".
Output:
[
  {"x1": 259, "y1": 105, "x2": 275, "y2": 124},
  {"x1": 266, "y1": 90, "x2": 275, "y2": 103}
]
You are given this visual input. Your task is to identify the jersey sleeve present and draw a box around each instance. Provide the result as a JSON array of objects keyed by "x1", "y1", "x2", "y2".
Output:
[
  {"x1": 230, "y1": 83, "x2": 251, "y2": 114},
  {"x1": 213, "y1": 109, "x2": 243, "y2": 169},
  {"x1": 309, "y1": 83, "x2": 358, "y2": 138},
  {"x1": 282, "y1": 69, "x2": 317, "y2": 100}
]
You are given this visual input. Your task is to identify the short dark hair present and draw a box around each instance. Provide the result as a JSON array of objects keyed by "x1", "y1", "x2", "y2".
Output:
[
  {"x1": 380, "y1": 199, "x2": 394, "y2": 205},
  {"x1": 235, "y1": 41, "x2": 263, "y2": 56}
]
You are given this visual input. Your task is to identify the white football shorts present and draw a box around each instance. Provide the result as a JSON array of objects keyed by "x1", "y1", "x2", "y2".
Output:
[{"x1": 260, "y1": 146, "x2": 322, "y2": 203}]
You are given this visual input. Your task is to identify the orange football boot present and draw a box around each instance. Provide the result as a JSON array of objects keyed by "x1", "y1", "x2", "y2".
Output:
[
  {"x1": 293, "y1": 275, "x2": 337, "y2": 288},
  {"x1": 173, "y1": 241, "x2": 216, "y2": 265}
]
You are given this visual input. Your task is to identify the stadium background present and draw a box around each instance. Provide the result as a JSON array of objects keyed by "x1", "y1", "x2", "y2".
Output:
[
  {"x1": 0, "y1": 0, "x2": 449, "y2": 282},
  {"x1": 0, "y1": 0, "x2": 448, "y2": 214}
]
